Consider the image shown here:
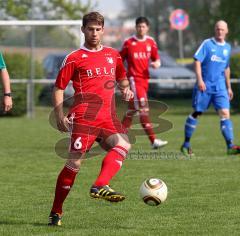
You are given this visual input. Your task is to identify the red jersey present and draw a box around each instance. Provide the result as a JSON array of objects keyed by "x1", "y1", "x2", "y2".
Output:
[
  {"x1": 120, "y1": 35, "x2": 160, "y2": 79},
  {"x1": 55, "y1": 46, "x2": 126, "y2": 118}
]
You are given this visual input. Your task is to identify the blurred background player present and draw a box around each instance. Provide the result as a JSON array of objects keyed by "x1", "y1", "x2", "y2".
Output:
[
  {"x1": 120, "y1": 16, "x2": 168, "y2": 149},
  {"x1": 0, "y1": 53, "x2": 12, "y2": 112},
  {"x1": 181, "y1": 20, "x2": 240, "y2": 157},
  {"x1": 48, "y1": 12, "x2": 134, "y2": 226}
]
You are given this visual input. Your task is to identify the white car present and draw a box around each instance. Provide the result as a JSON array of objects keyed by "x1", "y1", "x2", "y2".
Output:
[{"x1": 148, "y1": 52, "x2": 196, "y2": 97}]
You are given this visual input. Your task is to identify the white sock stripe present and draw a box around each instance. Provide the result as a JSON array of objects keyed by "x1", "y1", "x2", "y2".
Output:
[
  {"x1": 65, "y1": 164, "x2": 79, "y2": 173},
  {"x1": 113, "y1": 147, "x2": 128, "y2": 158},
  {"x1": 115, "y1": 160, "x2": 123, "y2": 167},
  {"x1": 188, "y1": 115, "x2": 196, "y2": 120},
  {"x1": 186, "y1": 123, "x2": 196, "y2": 129}
]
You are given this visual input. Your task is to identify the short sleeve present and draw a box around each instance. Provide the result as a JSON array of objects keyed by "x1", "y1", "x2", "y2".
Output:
[
  {"x1": 194, "y1": 40, "x2": 207, "y2": 62},
  {"x1": 55, "y1": 55, "x2": 76, "y2": 90},
  {"x1": 150, "y1": 39, "x2": 160, "y2": 61},
  {"x1": 0, "y1": 53, "x2": 6, "y2": 69},
  {"x1": 119, "y1": 40, "x2": 128, "y2": 61},
  {"x1": 116, "y1": 51, "x2": 126, "y2": 81}
]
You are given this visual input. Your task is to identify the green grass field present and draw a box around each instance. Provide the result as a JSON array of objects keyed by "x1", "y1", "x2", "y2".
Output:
[{"x1": 1, "y1": 100, "x2": 240, "y2": 235}]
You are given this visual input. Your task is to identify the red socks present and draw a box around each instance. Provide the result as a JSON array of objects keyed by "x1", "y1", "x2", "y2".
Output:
[
  {"x1": 140, "y1": 113, "x2": 156, "y2": 144},
  {"x1": 122, "y1": 110, "x2": 156, "y2": 144},
  {"x1": 122, "y1": 114, "x2": 134, "y2": 129},
  {"x1": 51, "y1": 146, "x2": 128, "y2": 214},
  {"x1": 51, "y1": 164, "x2": 78, "y2": 214},
  {"x1": 94, "y1": 146, "x2": 128, "y2": 187}
]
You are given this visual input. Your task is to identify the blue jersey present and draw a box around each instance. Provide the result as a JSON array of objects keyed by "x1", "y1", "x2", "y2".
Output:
[{"x1": 194, "y1": 38, "x2": 231, "y2": 93}]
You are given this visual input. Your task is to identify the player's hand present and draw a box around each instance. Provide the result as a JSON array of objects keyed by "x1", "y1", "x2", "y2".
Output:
[
  {"x1": 56, "y1": 116, "x2": 71, "y2": 132},
  {"x1": 122, "y1": 87, "x2": 134, "y2": 101},
  {"x1": 150, "y1": 61, "x2": 161, "y2": 69},
  {"x1": 197, "y1": 80, "x2": 206, "y2": 91},
  {"x1": 228, "y1": 88, "x2": 233, "y2": 100},
  {"x1": 3, "y1": 96, "x2": 13, "y2": 112}
]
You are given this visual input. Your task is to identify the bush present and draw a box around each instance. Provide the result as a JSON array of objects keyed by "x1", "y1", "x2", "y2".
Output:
[
  {"x1": 3, "y1": 53, "x2": 43, "y2": 80},
  {"x1": 230, "y1": 54, "x2": 240, "y2": 78},
  {"x1": 230, "y1": 54, "x2": 240, "y2": 110},
  {"x1": 0, "y1": 53, "x2": 43, "y2": 116}
]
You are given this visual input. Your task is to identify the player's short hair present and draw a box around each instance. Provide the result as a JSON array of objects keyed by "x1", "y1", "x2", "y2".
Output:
[
  {"x1": 82, "y1": 12, "x2": 104, "y2": 27},
  {"x1": 136, "y1": 16, "x2": 149, "y2": 26}
]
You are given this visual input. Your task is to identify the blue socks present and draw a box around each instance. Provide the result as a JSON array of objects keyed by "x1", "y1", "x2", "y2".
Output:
[
  {"x1": 220, "y1": 119, "x2": 234, "y2": 148},
  {"x1": 183, "y1": 115, "x2": 198, "y2": 148}
]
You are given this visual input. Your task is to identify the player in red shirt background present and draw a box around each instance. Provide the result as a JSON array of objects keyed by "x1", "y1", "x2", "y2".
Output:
[
  {"x1": 48, "y1": 12, "x2": 134, "y2": 226},
  {"x1": 120, "y1": 16, "x2": 168, "y2": 149}
]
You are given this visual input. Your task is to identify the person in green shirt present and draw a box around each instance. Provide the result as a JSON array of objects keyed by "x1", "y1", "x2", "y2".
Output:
[{"x1": 0, "y1": 53, "x2": 12, "y2": 112}]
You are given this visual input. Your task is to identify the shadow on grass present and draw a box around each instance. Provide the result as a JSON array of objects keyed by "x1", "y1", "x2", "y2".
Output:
[{"x1": 0, "y1": 220, "x2": 47, "y2": 227}]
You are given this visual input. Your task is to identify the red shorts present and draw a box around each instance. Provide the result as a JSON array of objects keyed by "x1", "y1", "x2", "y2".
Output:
[
  {"x1": 128, "y1": 77, "x2": 149, "y2": 111},
  {"x1": 69, "y1": 113, "x2": 126, "y2": 153}
]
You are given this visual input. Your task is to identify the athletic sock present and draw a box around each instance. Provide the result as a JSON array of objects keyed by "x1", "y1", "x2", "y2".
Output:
[
  {"x1": 122, "y1": 113, "x2": 134, "y2": 129},
  {"x1": 51, "y1": 164, "x2": 78, "y2": 214},
  {"x1": 220, "y1": 119, "x2": 234, "y2": 148},
  {"x1": 94, "y1": 146, "x2": 128, "y2": 187},
  {"x1": 140, "y1": 113, "x2": 156, "y2": 144},
  {"x1": 183, "y1": 115, "x2": 198, "y2": 148}
]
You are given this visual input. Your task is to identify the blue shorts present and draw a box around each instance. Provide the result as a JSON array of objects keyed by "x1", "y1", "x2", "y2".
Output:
[{"x1": 192, "y1": 89, "x2": 230, "y2": 112}]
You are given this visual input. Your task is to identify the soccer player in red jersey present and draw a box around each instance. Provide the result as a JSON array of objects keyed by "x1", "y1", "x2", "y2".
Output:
[
  {"x1": 48, "y1": 12, "x2": 134, "y2": 226},
  {"x1": 120, "y1": 16, "x2": 168, "y2": 149}
]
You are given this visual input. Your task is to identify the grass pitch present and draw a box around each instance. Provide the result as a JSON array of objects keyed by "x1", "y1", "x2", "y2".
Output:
[{"x1": 0, "y1": 100, "x2": 240, "y2": 235}]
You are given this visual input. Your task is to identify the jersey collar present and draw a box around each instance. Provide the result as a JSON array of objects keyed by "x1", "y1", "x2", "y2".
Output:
[
  {"x1": 133, "y1": 35, "x2": 147, "y2": 42},
  {"x1": 80, "y1": 45, "x2": 103, "y2": 52},
  {"x1": 212, "y1": 37, "x2": 226, "y2": 46}
]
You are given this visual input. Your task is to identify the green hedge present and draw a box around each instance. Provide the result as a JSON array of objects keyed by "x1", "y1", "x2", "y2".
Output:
[
  {"x1": 230, "y1": 54, "x2": 240, "y2": 110},
  {"x1": 0, "y1": 53, "x2": 43, "y2": 116},
  {"x1": 230, "y1": 54, "x2": 240, "y2": 78}
]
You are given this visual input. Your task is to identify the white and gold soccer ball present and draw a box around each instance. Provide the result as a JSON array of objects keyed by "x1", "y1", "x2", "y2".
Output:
[{"x1": 139, "y1": 178, "x2": 168, "y2": 206}]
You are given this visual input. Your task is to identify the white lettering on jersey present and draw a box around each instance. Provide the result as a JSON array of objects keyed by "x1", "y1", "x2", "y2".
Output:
[
  {"x1": 211, "y1": 55, "x2": 226, "y2": 63},
  {"x1": 103, "y1": 67, "x2": 109, "y2": 74},
  {"x1": 86, "y1": 67, "x2": 115, "y2": 77},
  {"x1": 96, "y1": 68, "x2": 101, "y2": 75},
  {"x1": 133, "y1": 52, "x2": 150, "y2": 59},
  {"x1": 86, "y1": 69, "x2": 93, "y2": 77}
]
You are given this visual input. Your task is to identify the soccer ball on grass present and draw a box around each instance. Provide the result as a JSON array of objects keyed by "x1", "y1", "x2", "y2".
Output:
[{"x1": 139, "y1": 178, "x2": 168, "y2": 206}]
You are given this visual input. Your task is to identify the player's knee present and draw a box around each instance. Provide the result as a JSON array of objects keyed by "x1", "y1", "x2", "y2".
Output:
[
  {"x1": 192, "y1": 111, "x2": 202, "y2": 119},
  {"x1": 139, "y1": 108, "x2": 149, "y2": 115},
  {"x1": 218, "y1": 109, "x2": 230, "y2": 119},
  {"x1": 116, "y1": 141, "x2": 131, "y2": 152},
  {"x1": 67, "y1": 154, "x2": 84, "y2": 169},
  {"x1": 126, "y1": 109, "x2": 137, "y2": 116}
]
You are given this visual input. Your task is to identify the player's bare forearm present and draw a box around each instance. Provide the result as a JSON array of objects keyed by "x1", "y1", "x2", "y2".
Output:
[
  {"x1": 1, "y1": 69, "x2": 11, "y2": 93},
  {"x1": 195, "y1": 61, "x2": 203, "y2": 83},
  {"x1": 225, "y1": 67, "x2": 233, "y2": 100},
  {"x1": 225, "y1": 67, "x2": 231, "y2": 89},
  {"x1": 1, "y1": 68, "x2": 13, "y2": 112},
  {"x1": 195, "y1": 60, "x2": 206, "y2": 91},
  {"x1": 52, "y1": 86, "x2": 65, "y2": 119},
  {"x1": 52, "y1": 86, "x2": 70, "y2": 132}
]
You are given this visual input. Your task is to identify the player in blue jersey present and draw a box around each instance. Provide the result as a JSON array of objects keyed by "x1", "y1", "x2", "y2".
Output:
[{"x1": 181, "y1": 20, "x2": 240, "y2": 157}]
